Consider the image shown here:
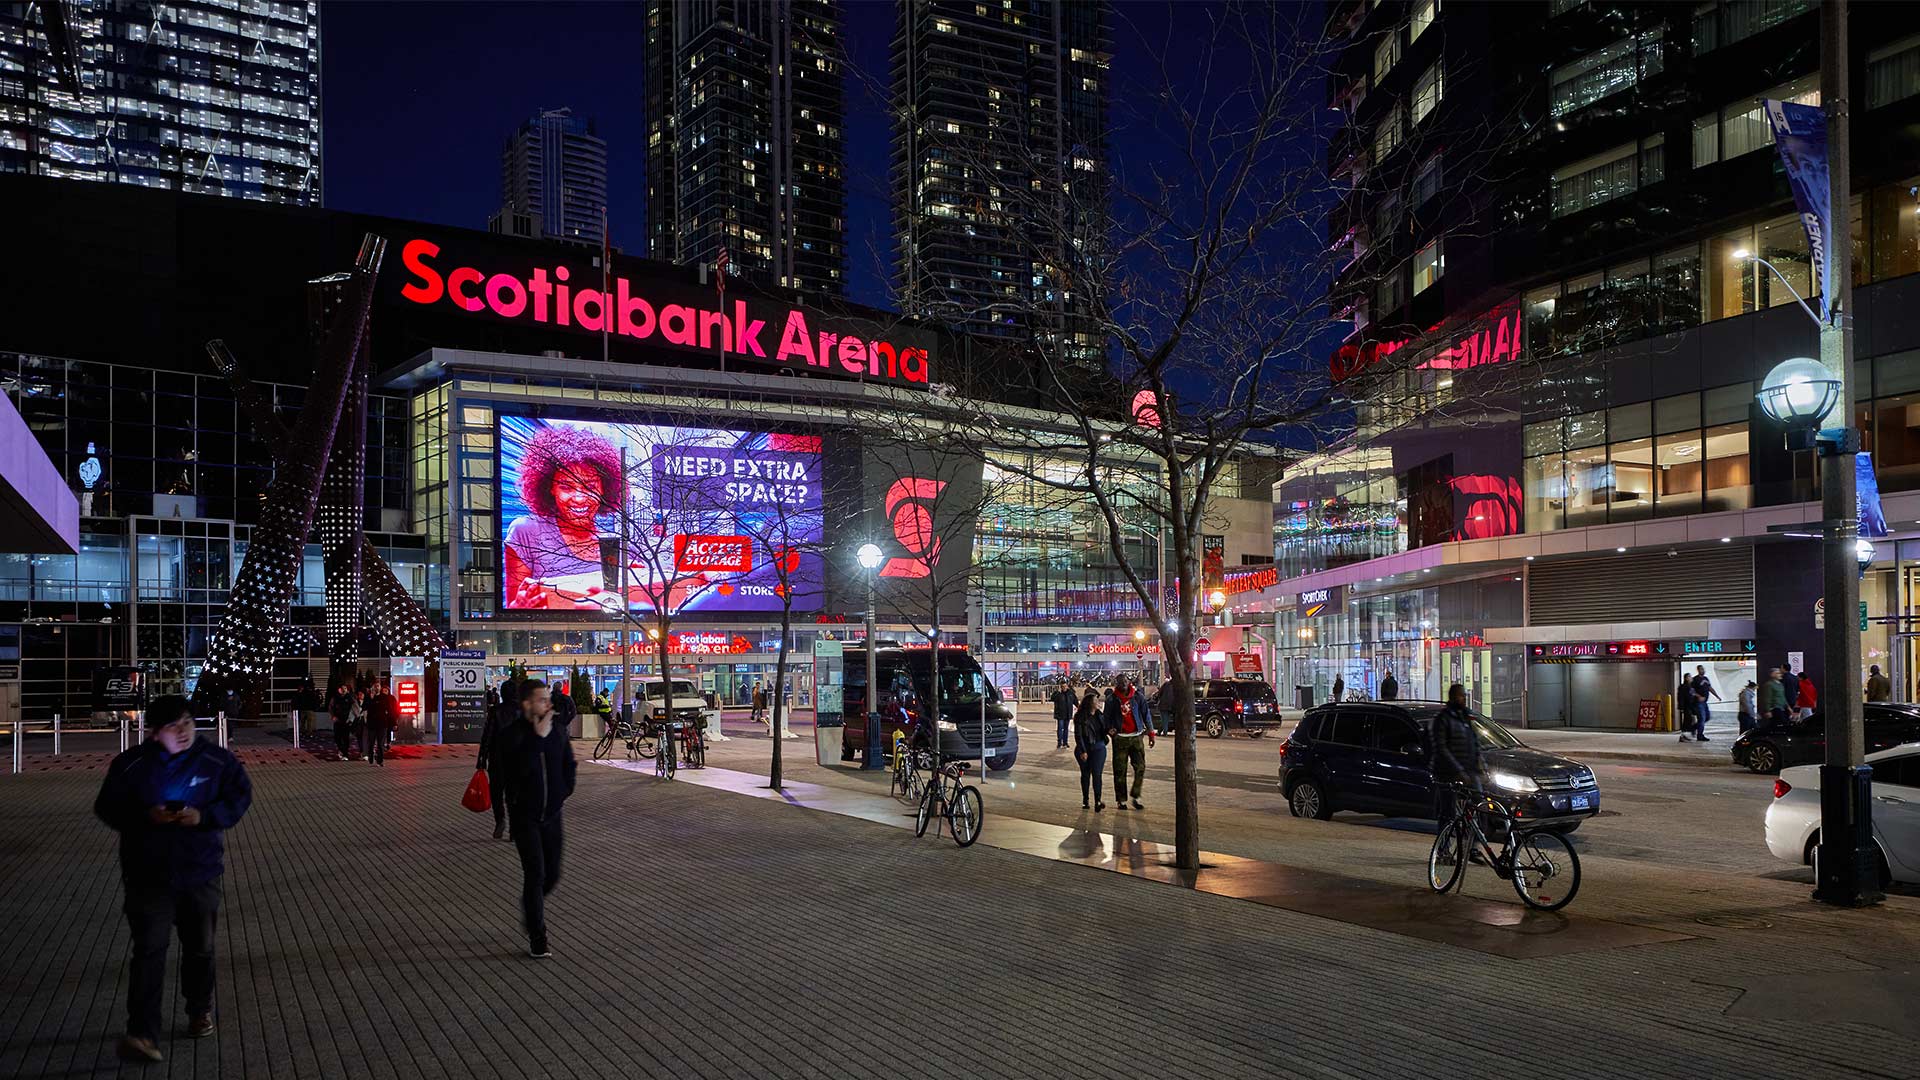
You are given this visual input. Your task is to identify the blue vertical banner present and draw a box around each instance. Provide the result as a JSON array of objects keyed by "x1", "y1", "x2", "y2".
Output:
[
  {"x1": 1763, "y1": 99, "x2": 1832, "y2": 321},
  {"x1": 1858, "y1": 452, "x2": 1890, "y2": 539}
]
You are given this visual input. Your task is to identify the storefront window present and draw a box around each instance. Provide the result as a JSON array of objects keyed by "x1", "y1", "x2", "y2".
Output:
[
  {"x1": 1566, "y1": 445, "x2": 1610, "y2": 528},
  {"x1": 1608, "y1": 437, "x2": 1655, "y2": 522},
  {"x1": 1524, "y1": 452, "x2": 1565, "y2": 532},
  {"x1": 1655, "y1": 430, "x2": 1703, "y2": 517},
  {"x1": 1703, "y1": 422, "x2": 1751, "y2": 511}
]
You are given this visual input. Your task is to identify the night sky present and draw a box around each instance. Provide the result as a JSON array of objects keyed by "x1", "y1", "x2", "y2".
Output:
[{"x1": 321, "y1": 1, "x2": 1199, "y2": 312}]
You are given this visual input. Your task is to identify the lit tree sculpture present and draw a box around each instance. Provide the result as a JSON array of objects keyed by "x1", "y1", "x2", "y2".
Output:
[{"x1": 195, "y1": 234, "x2": 442, "y2": 714}]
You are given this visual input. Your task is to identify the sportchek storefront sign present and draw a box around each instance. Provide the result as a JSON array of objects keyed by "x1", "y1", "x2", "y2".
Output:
[{"x1": 396, "y1": 236, "x2": 933, "y2": 388}]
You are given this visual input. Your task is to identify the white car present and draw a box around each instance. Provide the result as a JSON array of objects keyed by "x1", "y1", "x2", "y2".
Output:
[
  {"x1": 641, "y1": 679, "x2": 720, "y2": 732},
  {"x1": 1764, "y1": 742, "x2": 1920, "y2": 885}
]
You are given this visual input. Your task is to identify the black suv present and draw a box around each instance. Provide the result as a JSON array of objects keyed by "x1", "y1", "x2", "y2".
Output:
[
  {"x1": 1730, "y1": 702, "x2": 1920, "y2": 773},
  {"x1": 1191, "y1": 679, "x2": 1282, "y2": 738},
  {"x1": 1278, "y1": 700, "x2": 1601, "y2": 832}
]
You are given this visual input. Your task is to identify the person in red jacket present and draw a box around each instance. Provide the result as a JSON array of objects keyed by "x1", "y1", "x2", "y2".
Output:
[{"x1": 1795, "y1": 671, "x2": 1818, "y2": 719}]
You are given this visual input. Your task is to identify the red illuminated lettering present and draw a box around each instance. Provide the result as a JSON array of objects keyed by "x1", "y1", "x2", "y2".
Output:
[
  {"x1": 393, "y1": 237, "x2": 930, "y2": 386},
  {"x1": 399, "y1": 238, "x2": 444, "y2": 304}
]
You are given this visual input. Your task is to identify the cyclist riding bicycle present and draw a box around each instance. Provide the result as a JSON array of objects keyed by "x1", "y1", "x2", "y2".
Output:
[{"x1": 1430, "y1": 682, "x2": 1483, "y2": 836}]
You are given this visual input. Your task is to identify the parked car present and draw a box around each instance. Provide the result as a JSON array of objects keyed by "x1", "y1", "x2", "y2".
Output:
[
  {"x1": 841, "y1": 644, "x2": 1019, "y2": 771},
  {"x1": 1730, "y1": 703, "x2": 1920, "y2": 774},
  {"x1": 1278, "y1": 700, "x2": 1601, "y2": 832},
  {"x1": 1764, "y1": 742, "x2": 1920, "y2": 886},
  {"x1": 1155, "y1": 679, "x2": 1283, "y2": 738},
  {"x1": 641, "y1": 679, "x2": 720, "y2": 733}
]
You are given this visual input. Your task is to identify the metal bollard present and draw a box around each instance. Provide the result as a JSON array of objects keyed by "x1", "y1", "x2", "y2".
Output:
[
  {"x1": 291, "y1": 709, "x2": 300, "y2": 748},
  {"x1": 136, "y1": 709, "x2": 145, "y2": 745},
  {"x1": 11, "y1": 722, "x2": 20, "y2": 775},
  {"x1": 52, "y1": 713, "x2": 61, "y2": 756},
  {"x1": 120, "y1": 714, "x2": 129, "y2": 752},
  {"x1": 217, "y1": 711, "x2": 228, "y2": 749}
]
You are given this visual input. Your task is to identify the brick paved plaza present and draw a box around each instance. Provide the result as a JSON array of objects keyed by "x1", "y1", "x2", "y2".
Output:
[{"x1": 2, "y1": 744, "x2": 1917, "y2": 1079}]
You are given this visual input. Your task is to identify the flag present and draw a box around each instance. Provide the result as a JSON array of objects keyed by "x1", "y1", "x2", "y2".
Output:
[
  {"x1": 1763, "y1": 99, "x2": 1831, "y2": 321},
  {"x1": 715, "y1": 245, "x2": 729, "y2": 296}
]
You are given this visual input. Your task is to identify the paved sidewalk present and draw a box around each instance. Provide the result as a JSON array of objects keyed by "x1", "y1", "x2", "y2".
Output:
[{"x1": 2, "y1": 752, "x2": 1915, "y2": 1079}]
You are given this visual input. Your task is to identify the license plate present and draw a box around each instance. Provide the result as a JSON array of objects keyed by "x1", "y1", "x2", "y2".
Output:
[{"x1": 1571, "y1": 794, "x2": 1592, "y2": 810}]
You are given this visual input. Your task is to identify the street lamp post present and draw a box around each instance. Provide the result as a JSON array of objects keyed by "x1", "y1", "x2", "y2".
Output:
[
  {"x1": 857, "y1": 542, "x2": 884, "y2": 771},
  {"x1": 1744, "y1": 0, "x2": 1881, "y2": 905}
]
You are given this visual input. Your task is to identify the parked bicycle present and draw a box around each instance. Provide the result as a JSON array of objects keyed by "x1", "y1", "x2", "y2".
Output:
[
  {"x1": 655, "y1": 722, "x2": 678, "y2": 779},
  {"x1": 1427, "y1": 781, "x2": 1581, "y2": 911},
  {"x1": 890, "y1": 730, "x2": 932, "y2": 804},
  {"x1": 914, "y1": 759, "x2": 982, "y2": 847},
  {"x1": 592, "y1": 711, "x2": 655, "y2": 762}
]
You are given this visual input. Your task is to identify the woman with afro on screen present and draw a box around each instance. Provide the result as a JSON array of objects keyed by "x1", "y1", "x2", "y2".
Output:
[{"x1": 503, "y1": 424, "x2": 628, "y2": 610}]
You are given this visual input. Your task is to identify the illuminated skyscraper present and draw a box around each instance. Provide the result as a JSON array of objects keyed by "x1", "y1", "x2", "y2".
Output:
[
  {"x1": 0, "y1": 0, "x2": 322, "y2": 203},
  {"x1": 489, "y1": 108, "x2": 608, "y2": 247},
  {"x1": 643, "y1": 0, "x2": 847, "y2": 297},
  {"x1": 892, "y1": 0, "x2": 1110, "y2": 362}
]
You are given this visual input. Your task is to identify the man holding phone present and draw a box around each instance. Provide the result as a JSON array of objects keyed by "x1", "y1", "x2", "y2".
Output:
[{"x1": 94, "y1": 694, "x2": 254, "y2": 1064}]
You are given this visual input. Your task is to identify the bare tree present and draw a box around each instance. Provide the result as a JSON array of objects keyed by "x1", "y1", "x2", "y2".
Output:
[{"x1": 725, "y1": 432, "x2": 844, "y2": 788}]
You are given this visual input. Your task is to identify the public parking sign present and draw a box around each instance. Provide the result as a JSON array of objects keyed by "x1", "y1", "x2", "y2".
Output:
[{"x1": 439, "y1": 649, "x2": 489, "y2": 744}]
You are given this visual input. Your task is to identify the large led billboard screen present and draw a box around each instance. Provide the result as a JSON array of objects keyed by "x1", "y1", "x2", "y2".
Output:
[{"x1": 498, "y1": 414, "x2": 825, "y2": 616}]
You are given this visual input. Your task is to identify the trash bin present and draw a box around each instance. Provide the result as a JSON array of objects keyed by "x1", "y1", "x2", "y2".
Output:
[
  {"x1": 1295, "y1": 685, "x2": 1313, "y2": 710},
  {"x1": 815, "y1": 712, "x2": 844, "y2": 767}
]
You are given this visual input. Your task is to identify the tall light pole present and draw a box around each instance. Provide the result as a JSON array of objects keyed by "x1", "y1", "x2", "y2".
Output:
[
  {"x1": 857, "y1": 542, "x2": 884, "y2": 771},
  {"x1": 1747, "y1": 0, "x2": 1880, "y2": 906}
]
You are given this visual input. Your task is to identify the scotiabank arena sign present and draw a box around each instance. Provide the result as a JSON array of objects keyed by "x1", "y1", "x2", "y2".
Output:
[{"x1": 397, "y1": 237, "x2": 932, "y2": 388}]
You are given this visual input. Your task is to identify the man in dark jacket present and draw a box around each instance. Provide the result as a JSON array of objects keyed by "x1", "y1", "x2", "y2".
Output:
[
  {"x1": 1380, "y1": 670, "x2": 1399, "y2": 701},
  {"x1": 491, "y1": 679, "x2": 576, "y2": 958},
  {"x1": 365, "y1": 681, "x2": 399, "y2": 765},
  {"x1": 551, "y1": 685, "x2": 578, "y2": 736},
  {"x1": 1429, "y1": 682, "x2": 1482, "y2": 825},
  {"x1": 94, "y1": 695, "x2": 253, "y2": 1063},
  {"x1": 1051, "y1": 682, "x2": 1077, "y2": 748},
  {"x1": 327, "y1": 681, "x2": 355, "y2": 759}
]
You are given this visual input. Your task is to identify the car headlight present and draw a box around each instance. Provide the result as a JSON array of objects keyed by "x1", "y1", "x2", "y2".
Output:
[
  {"x1": 936, "y1": 720, "x2": 957, "y2": 732},
  {"x1": 1488, "y1": 770, "x2": 1538, "y2": 793}
]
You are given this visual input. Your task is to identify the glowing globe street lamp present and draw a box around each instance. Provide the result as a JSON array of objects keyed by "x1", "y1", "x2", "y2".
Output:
[
  {"x1": 857, "y1": 543, "x2": 884, "y2": 770},
  {"x1": 1755, "y1": 356, "x2": 1842, "y2": 449}
]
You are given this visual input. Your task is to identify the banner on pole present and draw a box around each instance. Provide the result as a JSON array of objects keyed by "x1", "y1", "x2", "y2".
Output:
[
  {"x1": 1858, "y1": 452, "x2": 1889, "y2": 539},
  {"x1": 1763, "y1": 98, "x2": 1832, "y2": 321}
]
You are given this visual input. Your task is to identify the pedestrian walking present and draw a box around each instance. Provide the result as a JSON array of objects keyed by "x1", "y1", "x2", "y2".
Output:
[
  {"x1": 1690, "y1": 665, "x2": 1719, "y2": 742},
  {"x1": 1052, "y1": 681, "x2": 1077, "y2": 749},
  {"x1": 751, "y1": 682, "x2": 766, "y2": 726},
  {"x1": 1738, "y1": 680, "x2": 1758, "y2": 734},
  {"x1": 328, "y1": 681, "x2": 355, "y2": 760},
  {"x1": 1380, "y1": 670, "x2": 1399, "y2": 701},
  {"x1": 1781, "y1": 668, "x2": 1801, "y2": 719},
  {"x1": 365, "y1": 681, "x2": 398, "y2": 766},
  {"x1": 1760, "y1": 668, "x2": 1790, "y2": 727},
  {"x1": 1796, "y1": 671, "x2": 1818, "y2": 719},
  {"x1": 1331, "y1": 673, "x2": 1345, "y2": 704},
  {"x1": 351, "y1": 689, "x2": 369, "y2": 759},
  {"x1": 1072, "y1": 686, "x2": 1106, "y2": 811},
  {"x1": 93, "y1": 694, "x2": 253, "y2": 1064},
  {"x1": 1867, "y1": 664, "x2": 1892, "y2": 703},
  {"x1": 493, "y1": 679, "x2": 576, "y2": 959},
  {"x1": 1102, "y1": 673, "x2": 1156, "y2": 810},
  {"x1": 1676, "y1": 674, "x2": 1699, "y2": 743},
  {"x1": 551, "y1": 684, "x2": 577, "y2": 735},
  {"x1": 476, "y1": 687, "x2": 517, "y2": 840}
]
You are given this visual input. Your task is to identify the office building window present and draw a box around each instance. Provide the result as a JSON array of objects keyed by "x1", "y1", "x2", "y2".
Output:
[
  {"x1": 1413, "y1": 62, "x2": 1444, "y2": 125},
  {"x1": 1551, "y1": 138, "x2": 1662, "y2": 218},
  {"x1": 1374, "y1": 105, "x2": 1404, "y2": 160},
  {"x1": 1411, "y1": 0, "x2": 1438, "y2": 43},
  {"x1": 1374, "y1": 30, "x2": 1402, "y2": 83},
  {"x1": 1869, "y1": 36, "x2": 1920, "y2": 108},
  {"x1": 1375, "y1": 191, "x2": 1402, "y2": 243},
  {"x1": 1703, "y1": 423, "x2": 1752, "y2": 511},
  {"x1": 1550, "y1": 30, "x2": 1663, "y2": 118},
  {"x1": 1696, "y1": 73, "x2": 1820, "y2": 165},
  {"x1": 1413, "y1": 238, "x2": 1444, "y2": 295},
  {"x1": 1376, "y1": 261, "x2": 1408, "y2": 317},
  {"x1": 1694, "y1": 0, "x2": 1815, "y2": 55},
  {"x1": 1412, "y1": 154, "x2": 1443, "y2": 206}
]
